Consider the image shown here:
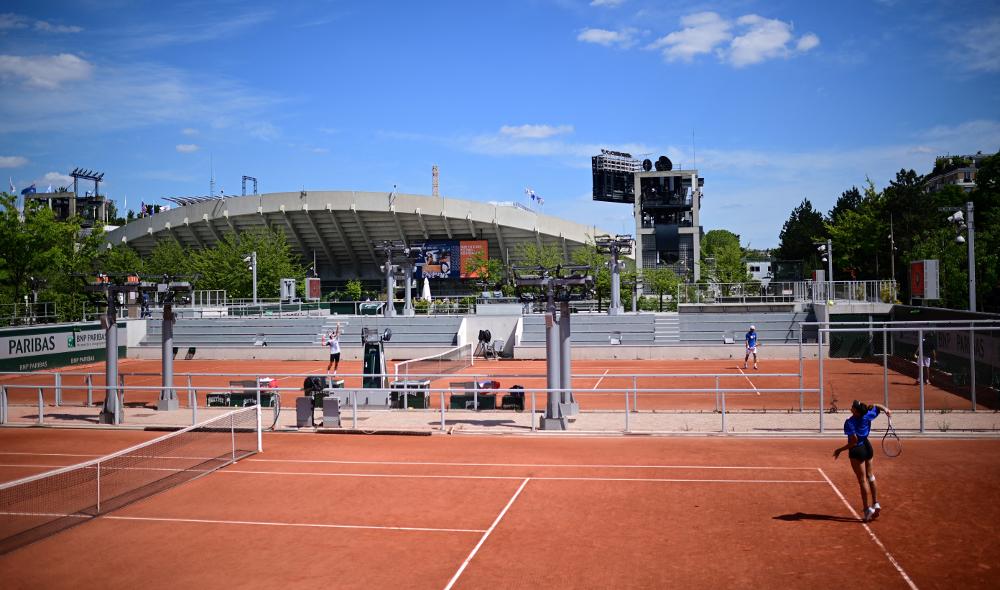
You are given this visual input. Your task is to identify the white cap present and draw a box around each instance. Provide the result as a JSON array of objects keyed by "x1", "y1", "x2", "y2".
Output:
[{"x1": 750, "y1": 325, "x2": 756, "y2": 330}]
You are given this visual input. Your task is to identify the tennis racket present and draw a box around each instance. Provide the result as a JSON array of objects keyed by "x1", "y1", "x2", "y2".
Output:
[{"x1": 882, "y1": 415, "x2": 902, "y2": 457}]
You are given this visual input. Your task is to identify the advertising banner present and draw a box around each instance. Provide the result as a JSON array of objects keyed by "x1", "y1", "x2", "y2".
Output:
[
  {"x1": 416, "y1": 240, "x2": 489, "y2": 280},
  {"x1": 0, "y1": 322, "x2": 126, "y2": 371}
]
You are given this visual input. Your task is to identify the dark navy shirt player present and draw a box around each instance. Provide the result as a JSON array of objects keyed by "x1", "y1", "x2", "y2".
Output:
[{"x1": 843, "y1": 402, "x2": 880, "y2": 460}]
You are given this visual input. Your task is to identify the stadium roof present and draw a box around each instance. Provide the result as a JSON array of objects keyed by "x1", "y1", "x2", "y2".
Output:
[{"x1": 104, "y1": 191, "x2": 612, "y2": 278}]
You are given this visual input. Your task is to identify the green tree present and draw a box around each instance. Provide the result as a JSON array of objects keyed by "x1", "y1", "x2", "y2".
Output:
[
  {"x1": 515, "y1": 242, "x2": 564, "y2": 269},
  {"x1": 0, "y1": 195, "x2": 79, "y2": 309},
  {"x1": 644, "y1": 266, "x2": 680, "y2": 311},
  {"x1": 701, "y1": 229, "x2": 750, "y2": 284},
  {"x1": 462, "y1": 250, "x2": 506, "y2": 289},
  {"x1": 191, "y1": 227, "x2": 304, "y2": 299},
  {"x1": 828, "y1": 186, "x2": 862, "y2": 223},
  {"x1": 570, "y1": 243, "x2": 611, "y2": 308},
  {"x1": 343, "y1": 279, "x2": 363, "y2": 301},
  {"x1": 775, "y1": 198, "x2": 826, "y2": 275}
]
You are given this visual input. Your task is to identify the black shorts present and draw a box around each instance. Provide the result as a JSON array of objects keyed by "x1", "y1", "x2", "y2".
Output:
[
  {"x1": 329, "y1": 352, "x2": 341, "y2": 362},
  {"x1": 848, "y1": 438, "x2": 873, "y2": 461}
]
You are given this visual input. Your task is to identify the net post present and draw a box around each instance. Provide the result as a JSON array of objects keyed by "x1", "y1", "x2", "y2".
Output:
[
  {"x1": 38, "y1": 387, "x2": 44, "y2": 425},
  {"x1": 96, "y1": 461, "x2": 101, "y2": 513},
  {"x1": 86, "y1": 374, "x2": 93, "y2": 406},
  {"x1": 231, "y1": 413, "x2": 236, "y2": 463},
  {"x1": 970, "y1": 326, "x2": 977, "y2": 411},
  {"x1": 191, "y1": 389, "x2": 198, "y2": 425},
  {"x1": 256, "y1": 403, "x2": 263, "y2": 453},
  {"x1": 54, "y1": 373, "x2": 61, "y2": 407},
  {"x1": 1, "y1": 385, "x2": 7, "y2": 425}
]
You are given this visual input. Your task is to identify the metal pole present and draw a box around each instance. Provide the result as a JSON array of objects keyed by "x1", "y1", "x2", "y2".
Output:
[
  {"x1": 440, "y1": 387, "x2": 445, "y2": 431},
  {"x1": 101, "y1": 296, "x2": 119, "y2": 424},
  {"x1": 256, "y1": 401, "x2": 263, "y2": 452},
  {"x1": 918, "y1": 328, "x2": 925, "y2": 433},
  {"x1": 252, "y1": 251, "x2": 258, "y2": 306},
  {"x1": 37, "y1": 387, "x2": 44, "y2": 425},
  {"x1": 541, "y1": 286, "x2": 563, "y2": 430},
  {"x1": 531, "y1": 391, "x2": 536, "y2": 432},
  {"x1": 559, "y1": 300, "x2": 575, "y2": 415},
  {"x1": 54, "y1": 373, "x2": 61, "y2": 407},
  {"x1": 86, "y1": 374, "x2": 93, "y2": 406},
  {"x1": 624, "y1": 387, "x2": 630, "y2": 433},
  {"x1": 970, "y1": 326, "x2": 977, "y2": 411},
  {"x1": 818, "y1": 336, "x2": 824, "y2": 433},
  {"x1": 0, "y1": 386, "x2": 7, "y2": 425},
  {"x1": 882, "y1": 324, "x2": 889, "y2": 407},
  {"x1": 827, "y1": 239, "x2": 834, "y2": 299},
  {"x1": 797, "y1": 328, "x2": 803, "y2": 412},
  {"x1": 633, "y1": 375, "x2": 638, "y2": 413},
  {"x1": 721, "y1": 390, "x2": 727, "y2": 433},
  {"x1": 967, "y1": 201, "x2": 976, "y2": 312},
  {"x1": 715, "y1": 376, "x2": 719, "y2": 413},
  {"x1": 352, "y1": 390, "x2": 358, "y2": 429},
  {"x1": 159, "y1": 303, "x2": 177, "y2": 411}
]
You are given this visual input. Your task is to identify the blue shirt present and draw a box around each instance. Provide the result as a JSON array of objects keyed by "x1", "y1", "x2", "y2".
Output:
[
  {"x1": 745, "y1": 331, "x2": 758, "y2": 347},
  {"x1": 844, "y1": 407, "x2": 880, "y2": 446}
]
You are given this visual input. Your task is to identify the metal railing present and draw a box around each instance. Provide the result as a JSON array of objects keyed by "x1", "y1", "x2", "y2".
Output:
[
  {"x1": 0, "y1": 302, "x2": 60, "y2": 326},
  {"x1": 677, "y1": 280, "x2": 897, "y2": 305}
]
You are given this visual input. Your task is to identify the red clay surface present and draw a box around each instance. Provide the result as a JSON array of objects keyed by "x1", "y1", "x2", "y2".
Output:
[
  {"x1": 1, "y1": 356, "x2": 995, "y2": 413},
  {"x1": 1, "y1": 429, "x2": 998, "y2": 589}
]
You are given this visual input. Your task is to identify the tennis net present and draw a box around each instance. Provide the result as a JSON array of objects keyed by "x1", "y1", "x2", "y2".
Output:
[
  {"x1": 0, "y1": 406, "x2": 261, "y2": 554},
  {"x1": 394, "y1": 343, "x2": 474, "y2": 380}
]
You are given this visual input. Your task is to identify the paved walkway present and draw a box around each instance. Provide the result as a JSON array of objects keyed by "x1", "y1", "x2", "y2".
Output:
[{"x1": 3, "y1": 402, "x2": 1000, "y2": 437}]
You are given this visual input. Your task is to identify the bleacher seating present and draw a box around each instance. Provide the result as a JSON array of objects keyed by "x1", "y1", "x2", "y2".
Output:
[
  {"x1": 520, "y1": 314, "x2": 656, "y2": 346},
  {"x1": 677, "y1": 311, "x2": 814, "y2": 344}
]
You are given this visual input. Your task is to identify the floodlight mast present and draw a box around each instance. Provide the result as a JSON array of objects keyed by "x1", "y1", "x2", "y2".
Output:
[
  {"x1": 513, "y1": 265, "x2": 593, "y2": 430},
  {"x1": 374, "y1": 240, "x2": 425, "y2": 317},
  {"x1": 595, "y1": 235, "x2": 634, "y2": 315},
  {"x1": 941, "y1": 202, "x2": 976, "y2": 311}
]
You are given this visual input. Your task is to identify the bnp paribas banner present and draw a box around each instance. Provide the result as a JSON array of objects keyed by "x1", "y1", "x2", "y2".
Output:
[
  {"x1": 0, "y1": 322, "x2": 126, "y2": 372},
  {"x1": 415, "y1": 240, "x2": 488, "y2": 280}
]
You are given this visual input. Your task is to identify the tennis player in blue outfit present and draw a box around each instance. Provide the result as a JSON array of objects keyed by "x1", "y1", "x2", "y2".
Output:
[
  {"x1": 833, "y1": 400, "x2": 892, "y2": 522},
  {"x1": 743, "y1": 325, "x2": 758, "y2": 369}
]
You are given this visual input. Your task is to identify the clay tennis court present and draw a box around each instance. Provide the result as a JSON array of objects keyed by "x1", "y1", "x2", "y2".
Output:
[
  {"x1": 1, "y1": 355, "x2": 994, "y2": 414},
  {"x1": 1, "y1": 429, "x2": 998, "y2": 589}
]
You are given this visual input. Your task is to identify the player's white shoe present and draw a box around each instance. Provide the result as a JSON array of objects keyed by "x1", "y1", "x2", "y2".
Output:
[
  {"x1": 872, "y1": 502, "x2": 881, "y2": 520},
  {"x1": 863, "y1": 507, "x2": 876, "y2": 522},
  {"x1": 743, "y1": 364, "x2": 748, "y2": 369},
  {"x1": 754, "y1": 364, "x2": 758, "y2": 370}
]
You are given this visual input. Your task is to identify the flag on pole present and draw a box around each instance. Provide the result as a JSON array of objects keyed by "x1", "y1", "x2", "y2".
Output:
[
  {"x1": 524, "y1": 187, "x2": 543, "y2": 206},
  {"x1": 20, "y1": 184, "x2": 36, "y2": 196},
  {"x1": 46, "y1": 185, "x2": 53, "y2": 193},
  {"x1": 8, "y1": 177, "x2": 14, "y2": 194}
]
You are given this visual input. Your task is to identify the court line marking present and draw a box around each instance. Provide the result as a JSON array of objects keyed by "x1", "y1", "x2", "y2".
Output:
[
  {"x1": 444, "y1": 477, "x2": 529, "y2": 590},
  {"x1": 736, "y1": 367, "x2": 761, "y2": 396},
  {"x1": 101, "y1": 515, "x2": 485, "y2": 534},
  {"x1": 816, "y1": 468, "x2": 918, "y2": 590},
  {"x1": 221, "y1": 469, "x2": 823, "y2": 484},
  {"x1": 591, "y1": 369, "x2": 611, "y2": 390},
  {"x1": 247, "y1": 458, "x2": 817, "y2": 471}
]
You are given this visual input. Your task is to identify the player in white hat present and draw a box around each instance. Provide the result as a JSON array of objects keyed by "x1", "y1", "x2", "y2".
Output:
[{"x1": 744, "y1": 325, "x2": 759, "y2": 370}]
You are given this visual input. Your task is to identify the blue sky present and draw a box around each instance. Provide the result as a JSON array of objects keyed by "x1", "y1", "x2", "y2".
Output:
[{"x1": 1, "y1": 0, "x2": 998, "y2": 248}]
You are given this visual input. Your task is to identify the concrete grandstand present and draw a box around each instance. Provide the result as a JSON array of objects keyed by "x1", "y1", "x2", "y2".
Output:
[{"x1": 104, "y1": 190, "x2": 612, "y2": 280}]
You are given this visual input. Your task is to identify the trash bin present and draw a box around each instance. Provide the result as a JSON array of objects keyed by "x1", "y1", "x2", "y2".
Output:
[
  {"x1": 390, "y1": 379, "x2": 431, "y2": 409},
  {"x1": 322, "y1": 396, "x2": 341, "y2": 427},
  {"x1": 295, "y1": 396, "x2": 314, "y2": 428}
]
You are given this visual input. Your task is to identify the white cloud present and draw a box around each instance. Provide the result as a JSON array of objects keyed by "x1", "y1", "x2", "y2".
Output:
[
  {"x1": 181, "y1": 127, "x2": 199, "y2": 136},
  {"x1": 0, "y1": 59, "x2": 280, "y2": 135},
  {"x1": 175, "y1": 144, "x2": 199, "y2": 153},
  {"x1": 34, "y1": 20, "x2": 82, "y2": 33},
  {"x1": 646, "y1": 12, "x2": 731, "y2": 61},
  {"x1": 0, "y1": 53, "x2": 93, "y2": 89},
  {"x1": 499, "y1": 124, "x2": 574, "y2": 139},
  {"x1": 646, "y1": 12, "x2": 819, "y2": 67},
  {"x1": 0, "y1": 13, "x2": 29, "y2": 30},
  {"x1": 0, "y1": 155, "x2": 28, "y2": 168},
  {"x1": 796, "y1": 33, "x2": 820, "y2": 52},
  {"x1": 577, "y1": 27, "x2": 638, "y2": 48},
  {"x1": 35, "y1": 171, "x2": 73, "y2": 188},
  {"x1": 590, "y1": 0, "x2": 626, "y2": 6},
  {"x1": 132, "y1": 11, "x2": 272, "y2": 48},
  {"x1": 952, "y1": 17, "x2": 1000, "y2": 73}
]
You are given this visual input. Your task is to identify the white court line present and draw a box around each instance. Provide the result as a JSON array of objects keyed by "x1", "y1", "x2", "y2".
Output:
[
  {"x1": 444, "y1": 477, "x2": 530, "y2": 590},
  {"x1": 217, "y1": 469, "x2": 823, "y2": 484},
  {"x1": 247, "y1": 458, "x2": 817, "y2": 471},
  {"x1": 591, "y1": 369, "x2": 611, "y2": 390},
  {"x1": 737, "y1": 367, "x2": 761, "y2": 396},
  {"x1": 104, "y1": 515, "x2": 485, "y2": 534},
  {"x1": 817, "y1": 468, "x2": 918, "y2": 590}
]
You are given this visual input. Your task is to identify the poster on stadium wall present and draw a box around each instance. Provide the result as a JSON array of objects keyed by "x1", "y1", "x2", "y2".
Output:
[
  {"x1": 0, "y1": 322, "x2": 126, "y2": 372},
  {"x1": 415, "y1": 240, "x2": 488, "y2": 280}
]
